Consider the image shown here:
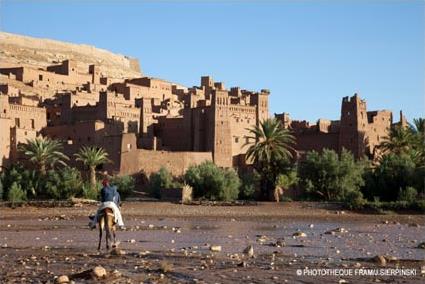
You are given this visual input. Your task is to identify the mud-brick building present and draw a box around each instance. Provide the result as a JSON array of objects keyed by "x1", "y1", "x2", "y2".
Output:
[
  {"x1": 0, "y1": 94, "x2": 47, "y2": 167},
  {"x1": 276, "y1": 94, "x2": 407, "y2": 160}
]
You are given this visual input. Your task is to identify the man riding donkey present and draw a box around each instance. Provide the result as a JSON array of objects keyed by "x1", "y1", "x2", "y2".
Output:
[{"x1": 89, "y1": 178, "x2": 124, "y2": 250}]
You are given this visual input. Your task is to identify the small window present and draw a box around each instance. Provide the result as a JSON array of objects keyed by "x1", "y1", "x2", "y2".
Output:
[
  {"x1": 31, "y1": 119, "x2": 35, "y2": 129},
  {"x1": 235, "y1": 137, "x2": 239, "y2": 143},
  {"x1": 127, "y1": 143, "x2": 132, "y2": 150},
  {"x1": 15, "y1": 118, "x2": 20, "y2": 128},
  {"x1": 39, "y1": 74, "x2": 43, "y2": 81}
]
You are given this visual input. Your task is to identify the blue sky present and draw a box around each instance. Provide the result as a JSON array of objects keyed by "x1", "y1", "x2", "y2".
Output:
[{"x1": 1, "y1": 0, "x2": 423, "y2": 122}]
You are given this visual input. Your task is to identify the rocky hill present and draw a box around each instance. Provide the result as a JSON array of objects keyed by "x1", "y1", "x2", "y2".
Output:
[{"x1": 0, "y1": 32, "x2": 142, "y2": 79}]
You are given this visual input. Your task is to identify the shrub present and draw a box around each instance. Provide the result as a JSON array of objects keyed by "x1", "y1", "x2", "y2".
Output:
[
  {"x1": 110, "y1": 175, "x2": 135, "y2": 200},
  {"x1": 343, "y1": 190, "x2": 366, "y2": 209},
  {"x1": 1, "y1": 164, "x2": 41, "y2": 199},
  {"x1": 298, "y1": 149, "x2": 366, "y2": 201},
  {"x1": 7, "y1": 182, "x2": 27, "y2": 205},
  {"x1": 148, "y1": 167, "x2": 177, "y2": 198},
  {"x1": 239, "y1": 171, "x2": 260, "y2": 200},
  {"x1": 398, "y1": 186, "x2": 418, "y2": 203},
  {"x1": 364, "y1": 153, "x2": 417, "y2": 201},
  {"x1": 45, "y1": 167, "x2": 84, "y2": 200},
  {"x1": 82, "y1": 182, "x2": 99, "y2": 200},
  {"x1": 184, "y1": 161, "x2": 240, "y2": 201},
  {"x1": 276, "y1": 170, "x2": 298, "y2": 190}
]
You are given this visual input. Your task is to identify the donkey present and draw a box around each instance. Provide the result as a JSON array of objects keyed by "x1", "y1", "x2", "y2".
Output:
[{"x1": 97, "y1": 208, "x2": 117, "y2": 250}]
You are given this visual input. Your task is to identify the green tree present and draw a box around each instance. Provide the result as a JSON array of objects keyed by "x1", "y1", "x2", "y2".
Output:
[
  {"x1": 379, "y1": 125, "x2": 414, "y2": 155},
  {"x1": 18, "y1": 137, "x2": 69, "y2": 176},
  {"x1": 74, "y1": 146, "x2": 110, "y2": 190},
  {"x1": 298, "y1": 149, "x2": 366, "y2": 201},
  {"x1": 184, "y1": 161, "x2": 240, "y2": 201},
  {"x1": 244, "y1": 118, "x2": 295, "y2": 200},
  {"x1": 365, "y1": 153, "x2": 417, "y2": 201},
  {"x1": 148, "y1": 167, "x2": 176, "y2": 198}
]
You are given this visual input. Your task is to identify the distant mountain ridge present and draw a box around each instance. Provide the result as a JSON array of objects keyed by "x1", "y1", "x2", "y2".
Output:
[{"x1": 0, "y1": 32, "x2": 142, "y2": 79}]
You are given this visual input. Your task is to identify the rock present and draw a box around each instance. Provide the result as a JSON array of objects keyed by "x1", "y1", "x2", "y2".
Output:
[
  {"x1": 275, "y1": 240, "x2": 285, "y2": 247},
  {"x1": 325, "y1": 228, "x2": 348, "y2": 235},
  {"x1": 128, "y1": 239, "x2": 136, "y2": 243},
  {"x1": 111, "y1": 269, "x2": 122, "y2": 278},
  {"x1": 292, "y1": 231, "x2": 307, "y2": 238},
  {"x1": 373, "y1": 255, "x2": 387, "y2": 266},
  {"x1": 91, "y1": 266, "x2": 107, "y2": 278},
  {"x1": 408, "y1": 223, "x2": 420, "y2": 227},
  {"x1": 55, "y1": 275, "x2": 69, "y2": 284},
  {"x1": 243, "y1": 245, "x2": 254, "y2": 257},
  {"x1": 417, "y1": 242, "x2": 425, "y2": 249},
  {"x1": 110, "y1": 248, "x2": 126, "y2": 256},
  {"x1": 237, "y1": 261, "x2": 248, "y2": 267},
  {"x1": 385, "y1": 255, "x2": 397, "y2": 262},
  {"x1": 210, "y1": 245, "x2": 222, "y2": 252}
]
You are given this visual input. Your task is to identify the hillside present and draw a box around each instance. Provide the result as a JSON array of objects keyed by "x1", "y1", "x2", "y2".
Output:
[{"x1": 0, "y1": 32, "x2": 142, "y2": 79}]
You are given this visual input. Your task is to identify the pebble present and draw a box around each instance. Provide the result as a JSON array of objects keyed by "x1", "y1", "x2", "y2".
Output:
[
  {"x1": 55, "y1": 275, "x2": 69, "y2": 284},
  {"x1": 210, "y1": 245, "x2": 222, "y2": 252},
  {"x1": 91, "y1": 266, "x2": 107, "y2": 278},
  {"x1": 292, "y1": 231, "x2": 307, "y2": 238},
  {"x1": 243, "y1": 245, "x2": 254, "y2": 257},
  {"x1": 373, "y1": 255, "x2": 387, "y2": 266}
]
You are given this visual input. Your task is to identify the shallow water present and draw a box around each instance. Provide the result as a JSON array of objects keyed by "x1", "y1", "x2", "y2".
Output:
[{"x1": 1, "y1": 216, "x2": 424, "y2": 261}]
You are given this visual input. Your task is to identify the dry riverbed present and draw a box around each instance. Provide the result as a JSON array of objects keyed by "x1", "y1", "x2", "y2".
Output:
[{"x1": 0, "y1": 202, "x2": 424, "y2": 283}]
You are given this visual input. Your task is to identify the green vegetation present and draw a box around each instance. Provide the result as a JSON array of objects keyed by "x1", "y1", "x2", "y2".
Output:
[
  {"x1": 148, "y1": 167, "x2": 179, "y2": 198},
  {"x1": 244, "y1": 118, "x2": 295, "y2": 200},
  {"x1": 44, "y1": 167, "x2": 84, "y2": 200},
  {"x1": 184, "y1": 161, "x2": 240, "y2": 201},
  {"x1": 0, "y1": 117, "x2": 423, "y2": 212},
  {"x1": 18, "y1": 137, "x2": 69, "y2": 176},
  {"x1": 7, "y1": 182, "x2": 27, "y2": 206},
  {"x1": 75, "y1": 146, "x2": 111, "y2": 190},
  {"x1": 110, "y1": 175, "x2": 135, "y2": 200},
  {"x1": 298, "y1": 149, "x2": 366, "y2": 201},
  {"x1": 0, "y1": 138, "x2": 128, "y2": 203}
]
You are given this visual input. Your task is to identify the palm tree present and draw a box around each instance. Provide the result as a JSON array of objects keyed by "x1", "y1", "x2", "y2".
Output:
[
  {"x1": 18, "y1": 137, "x2": 69, "y2": 176},
  {"x1": 75, "y1": 146, "x2": 110, "y2": 190},
  {"x1": 411, "y1": 118, "x2": 425, "y2": 137},
  {"x1": 379, "y1": 125, "x2": 414, "y2": 155},
  {"x1": 244, "y1": 118, "x2": 295, "y2": 200},
  {"x1": 410, "y1": 118, "x2": 425, "y2": 166}
]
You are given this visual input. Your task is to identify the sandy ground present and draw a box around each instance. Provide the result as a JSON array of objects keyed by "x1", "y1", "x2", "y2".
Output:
[{"x1": 0, "y1": 202, "x2": 424, "y2": 283}]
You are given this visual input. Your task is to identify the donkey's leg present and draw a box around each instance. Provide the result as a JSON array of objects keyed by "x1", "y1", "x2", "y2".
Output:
[
  {"x1": 98, "y1": 219, "x2": 103, "y2": 251},
  {"x1": 105, "y1": 215, "x2": 110, "y2": 250}
]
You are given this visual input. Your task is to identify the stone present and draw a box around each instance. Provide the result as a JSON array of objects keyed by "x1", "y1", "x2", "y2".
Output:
[
  {"x1": 325, "y1": 227, "x2": 348, "y2": 235},
  {"x1": 417, "y1": 242, "x2": 425, "y2": 249},
  {"x1": 210, "y1": 245, "x2": 222, "y2": 252},
  {"x1": 292, "y1": 231, "x2": 307, "y2": 238},
  {"x1": 238, "y1": 261, "x2": 248, "y2": 267},
  {"x1": 91, "y1": 266, "x2": 107, "y2": 278},
  {"x1": 243, "y1": 245, "x2": 254, "y2": 257},
  {"x1": 373, "y1": 255, "x2": 387, "y2": 266},
  {"x1": 55, "y1": 275, "x2": 69, "y2": 284},
  {"x1": 275, "y1": 240, "x2": 286, "y2": 247},
  {"x1": 110, "y1": 248, "x2": 126, "y2": 256}
]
